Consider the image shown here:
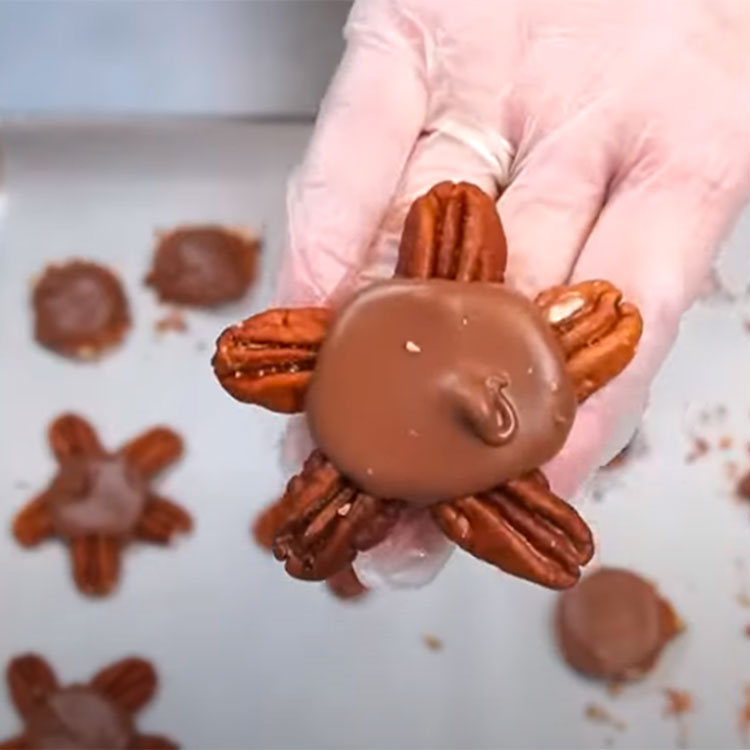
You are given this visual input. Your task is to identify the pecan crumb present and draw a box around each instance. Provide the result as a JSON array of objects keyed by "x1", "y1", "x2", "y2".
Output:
[
  {"x1": 739, "y1": 684, "x2": 750, "y2": 744},
  {"x1": 662, "y1": 688, "x2": 693, "y2": 748},
  {"x1": 607, "y1": 682, "x2": 624, "y2": 698},
  {"x1": 584, "y1": 703, "x2": 627, "y2": 732},
  {"x1": 422, "y1": 634, "x2": 444, "y2": 651},
  {"x1": 686, "y1": 437, "x2": 710, "y2": 463},
  {"x1": 155, "y1": 307, "x2": 188, "y2": 334},
  {"x1": 719, "y1": 435, "x2": 734, "y2": 451},
  {"x1": 663, "y1": 688, "x2": 693, "y2": 717}
]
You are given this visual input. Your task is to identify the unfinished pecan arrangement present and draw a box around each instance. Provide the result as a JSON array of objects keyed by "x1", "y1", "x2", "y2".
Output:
[
  {"x1": 12, "y1": 414, "x2": 192, "y2": 597},
  {"x1": 213, "y1": 181, "x2": 643, "y2": 590},
  {"x1": 0, "y1": 653, "x2": 177, "y2": 749}
]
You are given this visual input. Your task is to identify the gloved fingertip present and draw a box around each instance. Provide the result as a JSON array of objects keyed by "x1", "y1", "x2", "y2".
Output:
[
  {"x1": 544, "y1": 391, "x2": 644, "y2": 499},
  {"x1": 353, "y1": 509, "x2": 455, "y2": 589},
  {"x1": 280, "y1": 416, "x2": 316, "y2": 475}
]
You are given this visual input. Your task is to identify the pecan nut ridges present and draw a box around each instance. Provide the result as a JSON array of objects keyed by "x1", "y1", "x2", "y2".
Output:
[
  {"x1": 395, "y1": 181, "x2": 507, "y2": 282},
  {"x1": 535, "y1": 280, "x2": 643, "y2": 402},
  {"x1": 212, "y1": 307, "x2": 331, "y2": 413},
  {"x1": 272, "y1": 451, "x2": 403, "y2": 580},
  {"x1": 432, "y1": 471, "x2": 594, "y2": 589}
]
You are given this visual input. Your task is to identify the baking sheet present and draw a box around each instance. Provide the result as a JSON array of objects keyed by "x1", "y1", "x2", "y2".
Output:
[{"x1": 2, "y1": 120, "x2": 750, "y2": 749}]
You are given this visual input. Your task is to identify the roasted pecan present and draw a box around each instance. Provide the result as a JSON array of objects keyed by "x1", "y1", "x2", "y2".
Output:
[
  {"x1": 134, "y1": 496, "x2": 193, "y2": 544},
  {"x1": 12, "y1": 493, "x2": 54, "y2": 547},
  {"x1": 71, "y1": 535, "x2": 121, "y2": 597},
  {"x1": 273, "y1": 451, "x2": 403, "y2": 580},
  {"x1": 7, "y1": 655, "x2": 58, "y2": 717},
  {"x1": 535, "y1": 280, "x2": 643, "y2": 403},
  {"x1": 49, "y1": 413, "x2": 103, "y2": 461},
  {"x1": 253, "y1": 495, "x2": 368, "y2": 597},
  {"x1": 252, "y1": 494, "x2": 296, "y2": 551},
  {"x1": 119, "y1": 427, "x2": 184, "y2": 478},
  {"x1": 432, "y1": 471, "x2": 593, "y2": 589},
  {"x1": 395, "y1": 181, "x2": 507, "y2": 282},
  {"x1": 212, "y1": 307, "x2": 331, "y2": 413},
  {"x1": 91, "y1": 658, "x2": 157, "y2": 713},
  {"x1": 325, "y1": 566, "x2": 369, "y2": 600}
]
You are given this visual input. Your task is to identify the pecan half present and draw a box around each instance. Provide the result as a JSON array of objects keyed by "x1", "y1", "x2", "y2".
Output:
[
  {"x1": 71, "y1": 535, "x2": 121, "y2": 597},
  {"x1": 432, "y1": 471, "x2": 593, "y2": 589},
  {"x1": 212, "y1": 307, "x2": 332, "y2": 413},
  {"x1": 395, "y1": 181, "x2": 507, "y2": 282},
  {"x1": 325, "y1": 566, "x2": 369, "y2": 600},
  {"x1": 7, "y1": 654, "x2": 58, "y2": 717},
  {"x1": 535, "y1": 280, "x2": 643, "y2": 402},
  {"x1": 91, "y1": 658, "x2": 157, "y2": 713},
  {"x1": 118, "y1": 427, "x2": 183, "y2": 478},
  {"x1": 252, "y1": 494, "x2": 296, "y2": 551},
  {"x1": 273, "y1": 451, "x2": 403, "y2": 580},
  {"x1": 253, "y1": 495, "x2": 367, "y2": 596}
]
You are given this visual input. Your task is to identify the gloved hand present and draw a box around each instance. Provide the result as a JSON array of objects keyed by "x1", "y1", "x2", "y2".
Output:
[{"x1": 275, "y1": 0, "x2": 750, "y2": 587}]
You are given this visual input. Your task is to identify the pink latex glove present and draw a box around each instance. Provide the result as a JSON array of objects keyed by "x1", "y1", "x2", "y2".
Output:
[{"x1": 276, "y1": 0, "x2": 750, "y2": 588}]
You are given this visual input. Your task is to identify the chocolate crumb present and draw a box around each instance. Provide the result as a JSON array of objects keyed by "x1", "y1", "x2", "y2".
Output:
[
  {"x1": 663, "y1": 688, "x2": 694, "y2": 715},
  {"x1": 739, "y1": 684, "x2": 750, "y2": 745},
  {"x1": 738, "y1": 472, "x2": 750, "y2": 501},
  {"x1": 607, "y1": 682, "x2": 624, "y2": 698},
  {"x1": 686, "y1": 437, "x2": 710, "y2": 463},
  {"x1": 423, "y1": 634, "x2": 444, "y2": 651},
  {"x1": 735, "y1": 559, "x2": 750, "y2": 607},
  {"x1": 663, "y1": 688, "x2": 693, "y2": 749},
  {"x1": 155, "y1": 307, "x2": 188, "y2": 334},
  {"x1": 584, "y1": 703, "x2": 627, "y2": 732}
]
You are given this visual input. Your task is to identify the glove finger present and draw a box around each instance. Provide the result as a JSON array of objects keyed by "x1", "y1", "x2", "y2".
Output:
[
  {"x1": 353, "y1": 509, "x2": 455, "y2": 589},
  {"x1": 498, "y1": 123, "x2": 613, "y2": 297},
  {"x1": 545, "y1": 174, "x2": 739, "y2": 498},
  {"x1": 275, "y1": 9, "x2": 428, "y2": 307},
  {"x1": 349, "y1": 124, "x2": 513, "y2": 295}
]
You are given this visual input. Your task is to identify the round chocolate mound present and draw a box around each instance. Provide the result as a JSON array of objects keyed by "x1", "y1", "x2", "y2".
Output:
[
  {"x1": 146, "y1": 225, "x2": 259, "y2": 307},
  {"x1": 554, "y1": 567, "x2": 681, "y2": 681},
  {"x1": 49, "y1": 455, "x2": 148, "y2": 539},
  {"x1": 32, "y1": 261, "x2": 130, "y2": 359},
  {"x1": 306, "y1": 279, "x2": 576, "y2": 505},
  {"x1": 25, "y1": 686, "x2": 133, "y2": 750}
]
